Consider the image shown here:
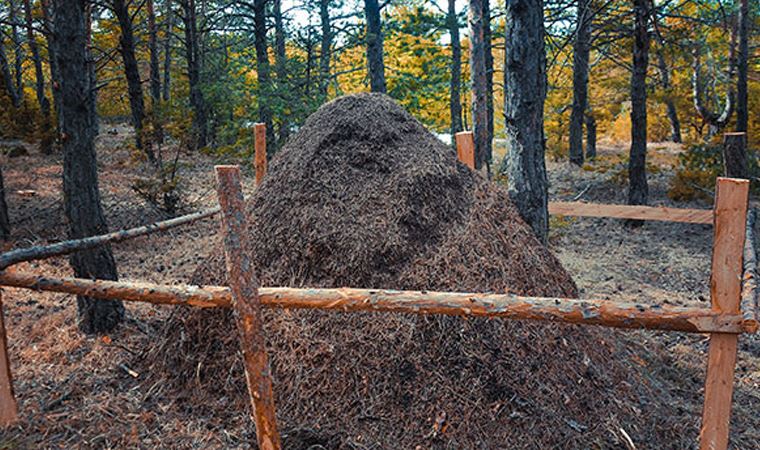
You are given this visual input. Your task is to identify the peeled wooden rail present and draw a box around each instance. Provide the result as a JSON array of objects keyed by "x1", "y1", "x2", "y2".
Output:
[
  {"x1": 0, "y1": 207, "x2": 220, "y2": 270},
  {"x1": 548, "y1": 201, "x2": 713, "y2": 224},
  {"x1": 0, "y1": 270, "x2": 755, "y2": 335},
  {"x1": 741, "y1": 208, "x2": 759, "y2": 329}
]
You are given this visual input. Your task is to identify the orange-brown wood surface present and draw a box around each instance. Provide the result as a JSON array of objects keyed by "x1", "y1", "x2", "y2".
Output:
[
  {"x1": 454, "y1": 131, "x2": 475, "y2": 169},
  {"x1": 215, "y1": 166, "x2": 280, "y2": 450},
  {"x1": 699, "y1": 177, "x2": 749, "y2": 450},
  {"x1": 254, "y1": 123, "x2": 267, "y2": 185},
  {"x1": 741, "y1": 209, "x2": 758, "y2": 332},
  {"x1": 548, "y1": 201, "x2": 713, "y2": 224},
  {"x1": 0, "y1": 271, "x2": 754, "y2": 335},
  {"x1": 0, "y1": 292, "x2": 18, "y2": 427}
]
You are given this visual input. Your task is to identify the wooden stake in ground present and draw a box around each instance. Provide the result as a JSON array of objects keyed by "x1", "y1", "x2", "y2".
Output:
[
  {"x1": 454, "y1": 131, "x2": 475, "y2": 169},
  {"x1": 0, "y1": 291, "x2": 18, "y2": 426},
  {"x1": 254, "y1": 123, "x2": 267, "y2": 185},
  {"x1": 215, "y1": 165, "x2": 280, "y2": 450},
  {"x1": 699, "y1": 177, "x2": 749, "y2": 450},
  {"x1": 722, "y1": 133, "x2": 748, "y2": 179}
]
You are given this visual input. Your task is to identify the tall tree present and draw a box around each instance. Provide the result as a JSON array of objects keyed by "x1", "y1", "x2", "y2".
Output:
[
  {"x1": 253, "y1": 0, "x2": 274, "y2": 149},
  {"x1": 273, "y1": 0, "x2": 289, "y2": 144},
  {"x1": 112, "y1": 0, "x2": 154, "y2": 161},
  {"x1": 569, "y1": 0, "x2": 591, "y2": 165},
  {"x1": 483, "y1": 0, "x2": 493, "y2": 172},
  {"x1": 0, "y1": 33, "x2": 19, "y2": 108},
  {"x1": 162, "y1": 0, "x2": 173, "y2": 101},
  {"x1": 55, "y1": 0, "x2": 123, "y2": 334},
  {"x1": 41, "y1": 0, "x2": 62, "y2": 134},
  {"x1": 628, "y1": 0, "x2": 649, "y2": 206},
  {"x1": 735, "y1": 0, "x2": 748, "y2": 132},
  {"x1": 501, "y1": 0, "x2": 548, "y2": 242},
  {"x1": 364, "y1": 0, "x2": 386, "y2": 93},
  {"x1": 181, "y1": 0, "x2": 208, "y2": 148},
  {"x1": 9, "y1": 0, "x2": 23, "y2": 104},
  {"x1": 147, "y1": 0, "x2": 161, "y2": 106},
  {"x1": 319, "y1": 0, "x2": 332, "y2": 97},
  {"x1": 24, "y1": 0, "x2": 53, "y2": 153},
  {"x1": 0, "y1": 166, "x2": 9, "y2": 241},
  {"x1": 448, "y1": 0, "x2": 462, "y2": 139},
  {"x1": 469, "y1": 0, "x2": 489, "y2": 172}
]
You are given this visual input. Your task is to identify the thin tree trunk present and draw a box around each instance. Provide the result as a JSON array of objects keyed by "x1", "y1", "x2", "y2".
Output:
[
  {"x1": 585, "y1": 109, "x2": 596, "y2": 159},
  {"x1": 735, "y1": 0, "x2": 748, "y2": 133},
  {"x1": 652, "y1": 14, "x2": 681, "y2": 143},
  {"x1": 628, "y1": 0, "x2": 649, "y2": 206},
  {"x1": 253, "y1": 0, "x2": 274, "y2": 150},
  {"x1": 9, "y1": 0, "x2": 23, "y2": 105},
  {"x1": 54, "y1": 0, "x2": 123, "y2": 335},
  {"x1": 0, "y1": 35, "x2": 19, "y2": 108},
  {"x1": 469, "y1": 0, "x2": 489, "y2": 172},
  {"x1": 147, "y1": 0, "x2": 161, "y2": 105},
  {"x1": 364, "y1": 0, "x2": 386, "y2": 93},
  {"x1": 24, "y1": 0, "x2": 53, "y2": 154},
  {"x1": 0, "y1": 166, "x2": 9, "y2": 241},
  {"x1": 500, "y1": 0, "x2": 548, "y2": 242},
  {"x1": 162, "y1": 0, "x2": 173, "y2": 102},
  {"x1": 483, "y1": 0, "x2": 493, "y2": 173},
  {"x1": 319, "y1": 0, "x2": 331, "y2": 97},
  {"x1": 86, "y1": 4, "x2": 99, "y2": 136},
  {"x1": 569, "y1": 0, "x2": 591, "y2": 166},
  {"x1": 448, "y1": 0, "x2": 462, "y2": 140},
  {"x1": 182, "y1": 0, "x2": 208, "y2": 148},
  {"x1": 274, "y1": 0, "x2": 289, "y2": 144},
  {"x1": 692, "y1": 21, "x2": 737, "y2": 139},
  {"x1": 41, "y1": 0, "x2": 62, "y2": 136}
]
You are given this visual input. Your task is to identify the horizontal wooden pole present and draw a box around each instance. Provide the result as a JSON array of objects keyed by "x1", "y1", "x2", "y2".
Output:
[
  {"x1": 548, "y1": 201, "x2": 713, "y2": 224},
  {"x1": 741, "y1": 208, "x2": 759, "y2": 332},
  {"x1": 0, "y1": 207, "x2": 220, "y2": 270},
  {"x1": 0, "y1": 271, "x2": 754, "y2": 334}
]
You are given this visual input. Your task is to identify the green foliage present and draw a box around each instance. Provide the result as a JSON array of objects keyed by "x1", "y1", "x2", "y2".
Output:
[{"x1": 669, "y1": 144, "x2": 759, "y2": 202}]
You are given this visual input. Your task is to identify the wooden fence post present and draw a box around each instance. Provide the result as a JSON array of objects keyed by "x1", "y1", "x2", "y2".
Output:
[
  {"x1": 215, "y1": 165, "x2": 281, "y2": 450},
  {"x1": 0, "y1": 291, "x2": 18, "y2": 427},
  {"x1": 454, "y1": 131, "x2": 475, "y2": 170},
  {"x1": 254, "y1": 123, "x2": 267, "y2": 185},
  {"x1": 723, "y1": 132, "x2": 748, "y2": 179},
  {"x1": 699, "y1": 177, "x2": 749, "y2": 450}
]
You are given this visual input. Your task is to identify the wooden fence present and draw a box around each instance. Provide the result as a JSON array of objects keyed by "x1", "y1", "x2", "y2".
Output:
[{"x1": 0, "y1": 133, "x2": 756, "y2": 449}]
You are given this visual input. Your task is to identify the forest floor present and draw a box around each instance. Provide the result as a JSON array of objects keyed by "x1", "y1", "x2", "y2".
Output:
[{"x1": 0, "y1": 128, "x2": 758, "y2": 449}]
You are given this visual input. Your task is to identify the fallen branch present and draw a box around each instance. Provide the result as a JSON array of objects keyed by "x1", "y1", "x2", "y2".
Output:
[
  {"x1": 0, "y1": 271, "x2": 755, "y2": 334},
  {"x1": 0, "y1": 207, "x2": 220, "y2": 270}
]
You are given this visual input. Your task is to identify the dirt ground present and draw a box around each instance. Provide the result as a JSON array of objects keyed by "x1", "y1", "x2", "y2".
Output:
[{"x1": 0, "y1": 130, "x2": 758, "y2": 449}]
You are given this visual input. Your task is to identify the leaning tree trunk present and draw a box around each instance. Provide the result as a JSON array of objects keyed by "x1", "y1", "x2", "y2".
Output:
[
  {"x1": 500, "y1": 0, "x2": 549, "y2": 243},
  {"x1": 253, "y1": 0, "x2": 274, "y2": 150},
  {"x1": 448, "y1": 0, "x2": 462, "y2": 140},
  {"x1": 0, "y1": 166, "x2": 9, "y2": 241},
  {"x1": 628, "y1": 0, "x2": 649, "y2": 206},
  {"x1": 469, "y1": 0, "x2": 490, "y2": 172},
  {"x1": 735, "y1": 0, "x2": 748, "y2": 133},
  {"x1": 24, "y1": 0, "x2": 54, "y2": 154},
  {"x1": 319, "y1": 0, "x2": 332, "y2": 97},
  {"x1": 569, "y1": 0, "x2": 591, "y2": 166},
  {"x1": 113, "y1": 0, "x2": 154, "y2": 161},
  {"x1": 54, "y1": 0, "x2": 123, "y2": 335},
  {"x1": 364, "y1": 0, "x2": 386, "y2": 93}
]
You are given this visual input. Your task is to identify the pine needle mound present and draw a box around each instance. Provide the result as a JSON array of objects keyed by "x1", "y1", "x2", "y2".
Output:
[{"x1": 151, "y1": 94, "x2": 693, "y2": 448}]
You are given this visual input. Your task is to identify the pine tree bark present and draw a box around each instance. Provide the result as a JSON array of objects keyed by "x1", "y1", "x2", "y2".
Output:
[
  {"x1": 253, "y1": 0, "x2": 274, "y2": 149},
  {"x1": 162, "y1": 0, "x2": 173, "y2": 102},
  {"x1": 692, "y1": 21, "x2": 736, "y2": 140},
  {"x1": 319, "y1": 0, "x2": 331, "y2": 97},
  {"x1": 147, "y1": 0, "x2": 161, "y2": 105},
  {"x1": 9, "y1": 0, "x2": 23, "y2": 105},
  {"x1": 585, "y1": 110, "x2": 596, "y2": 159},
  {"x1": 85, "y1": 4, "x2": 99, "y2": 136},
  {"x1": 24, "y1": 0, "x2": 54, "y2": 153},
  {"x1": 448, "y1": 0, "x2": 462, "y2": 139},
  {"x1": 0, "y1": 166, "x2": 9, "y2": 241},
  {"x1": 500, "y1": 0, "x2": 548, "y2": 243},
  {"x1": 364, "y1": 0, "x2": 386, "y2": 93},
  {"x1": 181, "y1": 0, "x2": 208, "y2": 148},
  {"x1": 54, "y1": 0, "x2": 123, "y2": 335},
  {"x1": 652, "y1": 15, "x2": 681, "y2": 143},
  {"x1": 628, "y1": 0, "x2": 649, "y2": 206},
  {"x1": 735, "y1": 0, "x2": 748, "y2": 133},
  {"x1": 0, "y1": 35, "x2": 19, "y2": 108},
  {"x1": 483, "y1": 0, "x2": 493, "y2": 173},
  {"x1": 469, "y1": 0, "x2": 489, "y2": 172},
  {"x1": 569, "y1": 0, "x2": 591, "y2": 166},
  {"x1": 41, "y1": 0, "x2": 62, "y2": 135},
  {"x1": 274, "y1": 0, "x2": 289, "y2": 144}
]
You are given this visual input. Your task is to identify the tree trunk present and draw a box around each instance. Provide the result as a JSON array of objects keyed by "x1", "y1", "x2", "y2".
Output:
[
  {"x1": 181, "y1": 0, "x2": 208, "y2": 148},
  {"x1": 113, "y1": 0, "x2": 153, "y2": 161},
  {"x1": 54, "y1": 0, "x2": 123, "y2": 335},
  {"x1": 162, "y1": 0, "x2": 173, "y2": 102},
  {"x1": 735, "y1": 0, "x2": 748, "y2": 133},
  {"x1": 319, "y1": 0, "x2": 331, "y2": 97},
  {"x1": 274, "y1": 0, "x2": 289, "y2": 145},
  {"x1": 692, "y1": 22, "x2": 737, "y2": 139},
  {"x1": 569, "y1": 0, "x2": 591, "y2": 166},
  {"x1": 41, "y1": 0, "x2": 62, "y2": 136},
  {"x1": 9, "y1": 0, "x2": 23, "y2": 105},
  {"x1": 652, "y1": 16, "x2": 681, "y2": 143},
  {"x1": 469, "y1": 0, "x2": 489, "y2": 172},
  {"x1": 585, "y1": 110, "x2": 596, "y2": 159},
  {"x1": 500, "y1": 0, "x2": 548, "y2": 243},
  {"x1": 24, "y1": 0, "x2": 54, "y2": 154},
  {"x1": 147, "y1": 0, "x2": 161, "y2": 105},
  {"x1": 483, "y1": 0, "x2": 493, "y2": 174},
  {"x1": 628, "y1": 0, "x2": 649, "y2": 206},
  {"x1": 253, "y1": 0, "x2": 274, "y2": 150},
  {"x1": 448, "y1": 0, "x2": 462, "y2": 140},
  {"x1": 364, "y1": 0, "x2": 386, "y2": 93},
  {"x1": 0, "y1": 166, "x2": 9, "y2": 241},
  {"x1": 85, "y1": 4, "x2": 99, "y2": 136},
  {"x1": 0, "y1": 35, "x2": 20, "y2": 108}
]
